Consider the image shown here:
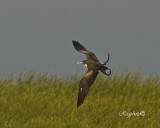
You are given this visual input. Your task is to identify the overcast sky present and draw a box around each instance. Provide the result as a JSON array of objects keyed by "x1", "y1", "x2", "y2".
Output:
[{"x1": 0, "y1": 0, "x2": 160, "y2": 77}]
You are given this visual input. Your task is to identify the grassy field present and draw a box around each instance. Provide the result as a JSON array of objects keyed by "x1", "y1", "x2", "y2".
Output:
[{"x1": 0, "y1": 71, "x2": 160, "y2": 128}]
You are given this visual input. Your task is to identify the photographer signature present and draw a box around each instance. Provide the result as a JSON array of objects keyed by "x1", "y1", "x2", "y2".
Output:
[{"x1": 119, "y1": 111, "x2": 145, "y2": 118}]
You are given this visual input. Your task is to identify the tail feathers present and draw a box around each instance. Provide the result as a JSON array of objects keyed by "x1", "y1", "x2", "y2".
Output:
[
  {"x1": 100, "y1": 66, "x2": 111, "y2": 76},
  {"x1": 103, "y1": 66, "x2": 108, "y2": 71},
  {"x1": 101, "y1": 53, "x2": 110, "y2": 65},
  {"x1": 100, "y1": 68, "x2": 108, "y2": 76}
]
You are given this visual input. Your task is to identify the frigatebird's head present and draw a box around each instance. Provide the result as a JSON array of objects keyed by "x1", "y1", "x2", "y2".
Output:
[{"x1": 77, "y1": 60, "x2": 87, "y2": 67}]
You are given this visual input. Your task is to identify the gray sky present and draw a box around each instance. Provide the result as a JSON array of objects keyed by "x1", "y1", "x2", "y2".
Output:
[{"x1": 0, "y1": 0, "x2": 160, "y2": 76}]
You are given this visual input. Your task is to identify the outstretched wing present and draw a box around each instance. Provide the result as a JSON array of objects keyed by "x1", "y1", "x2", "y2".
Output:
[
  {"x1": 72, "y1": 40, "x2": 99, "y2": 62},
  {"x1": 77, "y1": 70, "x2": 99, "y2": 107}
]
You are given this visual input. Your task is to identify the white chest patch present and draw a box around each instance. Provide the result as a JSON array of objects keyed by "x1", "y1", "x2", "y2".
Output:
[
  {"x1": 81, "y1": 87, "x2": 82, "y2": 92},
  {"x1": 84, "y1": 64, "x2": 87, "y2": 67}
]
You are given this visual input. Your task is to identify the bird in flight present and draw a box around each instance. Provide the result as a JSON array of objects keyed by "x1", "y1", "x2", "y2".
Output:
[{"x1": 72, "y1": 40, "x2": 111, "y2": 107}]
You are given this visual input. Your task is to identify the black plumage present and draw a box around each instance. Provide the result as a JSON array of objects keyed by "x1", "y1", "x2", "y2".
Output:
[{"x1": 72, "y1": 40, "x2": 111, "y2": 107}]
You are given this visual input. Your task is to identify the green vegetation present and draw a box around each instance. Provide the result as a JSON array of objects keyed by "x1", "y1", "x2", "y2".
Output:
[{"x1": 0, "y1": 71, "x2": 160, "y2": 128}]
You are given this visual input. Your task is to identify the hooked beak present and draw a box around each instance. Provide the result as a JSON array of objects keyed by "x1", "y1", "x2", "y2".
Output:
[{"x1": 77, "y1": 61, "x2": 83, "y2": 64}]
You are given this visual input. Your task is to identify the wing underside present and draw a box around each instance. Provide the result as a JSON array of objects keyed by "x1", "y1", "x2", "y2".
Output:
[{"x1": 77, "y1": 70, "x2": 99, "y2": 107}]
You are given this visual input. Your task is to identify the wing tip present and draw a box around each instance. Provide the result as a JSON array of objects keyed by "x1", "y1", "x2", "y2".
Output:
[
  {"x1": 77, "y1": 99, "x2": 83, "y2": 107},
  {"x1": 72, "y1": 40, "x2": 79, "y2": 48},
  {"x1": 72, "y1": 40, "x2": 78, "y2": 44},
  {"x1": 77, "y1": 103, "x2": 81, "y2": 107}
]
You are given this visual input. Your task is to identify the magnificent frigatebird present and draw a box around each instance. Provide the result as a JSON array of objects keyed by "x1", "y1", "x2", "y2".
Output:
[{"x1": 72, "y1": 40, "x2": 111, "y2": 107}]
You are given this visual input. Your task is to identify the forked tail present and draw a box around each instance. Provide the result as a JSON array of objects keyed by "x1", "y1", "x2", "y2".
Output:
[{"x1": 100, "y1": 65, "x2": 111, "y2": 76}]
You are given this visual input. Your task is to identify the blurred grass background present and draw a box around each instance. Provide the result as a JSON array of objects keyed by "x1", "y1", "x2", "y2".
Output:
[{"x1": 0, "y1": 71, "x2": 160, "y2": 128}]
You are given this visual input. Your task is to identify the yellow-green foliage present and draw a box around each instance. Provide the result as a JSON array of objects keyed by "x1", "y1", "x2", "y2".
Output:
[{"x1": 0, "y1": 71, "x2": 160, "y2": 128}]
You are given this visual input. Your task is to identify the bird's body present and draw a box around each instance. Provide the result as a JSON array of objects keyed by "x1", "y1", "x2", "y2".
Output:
[{"x1": 72, "y1": 40, "x2": 111, "y2": 107}]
